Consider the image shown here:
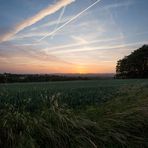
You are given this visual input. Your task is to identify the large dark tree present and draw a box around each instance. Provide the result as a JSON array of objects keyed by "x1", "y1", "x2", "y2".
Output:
[{"x1": 116, "y1": 45, "x2": 148, "y2": 78}]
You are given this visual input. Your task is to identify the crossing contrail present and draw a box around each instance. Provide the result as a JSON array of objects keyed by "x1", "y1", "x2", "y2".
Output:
[
  {"x1": 38, "y1": 0, "x2": 101, "y2": 41},
  {"x1": 50, "y1": 6, "x2": 66, "y2": 39},
  {"x1": 0, "y1": 0, "x2": 75, "y2": 43}
]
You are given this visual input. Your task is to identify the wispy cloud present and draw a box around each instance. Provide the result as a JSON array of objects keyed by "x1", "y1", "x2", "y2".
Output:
[
  {"x1": 0, "y1": 0, "x2": 75, "y2": 43},
  {"x1": 0, "y1": 42, "x2": 77, "y2": 73},
  {"x1": 102, "y1": 0, "x2": 134, "y2": 10},
  {"x1": 44, "y1": 36, "x2": 124, "y2": 52},
  {"x1": 48, "y1": 40, "x2": 148, "y2": 55},
  {"x1": 0, "y1": 43, "x2": 74, "y2": 65},
  {"x1": 71, "y1": 35, "x2": 88, "y2": 44}
]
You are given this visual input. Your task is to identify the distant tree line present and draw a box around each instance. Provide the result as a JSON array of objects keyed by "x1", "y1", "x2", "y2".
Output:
[
  {"x1": 116, "y1": 45, "x2": 148, "y2": 78},
  {"x1": 0, "y1": 73, "x2": 111, "y2": 83},
  {"x1": 0, "y1": 73, "x2": 90, "y2": 83}
]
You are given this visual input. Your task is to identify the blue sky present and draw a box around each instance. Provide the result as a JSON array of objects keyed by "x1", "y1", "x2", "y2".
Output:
[{"x1": 0, "y1": 0, "x2": 148, "y2": 73}]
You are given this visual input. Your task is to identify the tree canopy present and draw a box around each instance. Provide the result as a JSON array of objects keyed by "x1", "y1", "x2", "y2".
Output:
[{"x1": 116, "y1": 45, "x2": 148, "y2": 78}]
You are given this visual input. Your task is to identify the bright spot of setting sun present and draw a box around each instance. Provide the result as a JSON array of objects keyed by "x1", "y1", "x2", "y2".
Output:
[{"x1": 76, "y1": 66, "x2": 88, "y2": 74}]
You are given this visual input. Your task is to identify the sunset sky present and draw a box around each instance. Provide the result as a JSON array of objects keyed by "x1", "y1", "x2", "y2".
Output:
[{"x1": 0, "y1": 0, "x2": 148, "y2": 74}]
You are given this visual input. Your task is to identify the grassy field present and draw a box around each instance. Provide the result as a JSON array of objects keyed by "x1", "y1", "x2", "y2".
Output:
[{"x1": 0, "y1": 79, "x2": 148, "y2": 147}]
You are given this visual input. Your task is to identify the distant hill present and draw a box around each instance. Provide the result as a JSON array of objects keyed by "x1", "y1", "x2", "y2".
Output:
[
  {"x1": 52, "y1": 73, "x2": 115, "y2": 78},
  {"x1": 0, "y1": 73, "x2": 115, "y2": 83}
]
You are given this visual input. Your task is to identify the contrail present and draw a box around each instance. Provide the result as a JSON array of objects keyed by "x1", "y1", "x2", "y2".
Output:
[
  {"x1": 0, "y1": 0, "x2": 75, "y2": 43},
  {"x1": 38, "y1": 0, "x2": 101, "y2": 41},
  {"x1": 50, "y1": 6, "x2": 66, "y2": 39}
]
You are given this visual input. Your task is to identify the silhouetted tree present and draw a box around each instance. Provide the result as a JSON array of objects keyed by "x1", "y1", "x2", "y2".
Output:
[{"x1": 116, "y1": 45, "x2": 148, "y2": 78}]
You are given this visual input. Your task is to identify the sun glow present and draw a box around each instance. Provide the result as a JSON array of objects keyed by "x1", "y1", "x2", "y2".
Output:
[{"x1": 75, "y1": 66, "x2": 88, "y2": 74}]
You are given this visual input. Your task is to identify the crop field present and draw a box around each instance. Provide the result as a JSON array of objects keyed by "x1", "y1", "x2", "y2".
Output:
[
  {"x1": 1, "y1": 79, "x2": 147, "y2": 108},
  {"x1": 0, "y1": 79, "x2": 148, "y2": 148}
]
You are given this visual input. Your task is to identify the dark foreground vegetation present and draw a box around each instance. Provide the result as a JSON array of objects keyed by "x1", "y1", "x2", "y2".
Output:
[
  {"x1": 0, "y1": 79, "x2": 148, "y2": 147},
  {"x1": 116, "y1": 45, "x2": 148, "y2": 78}
]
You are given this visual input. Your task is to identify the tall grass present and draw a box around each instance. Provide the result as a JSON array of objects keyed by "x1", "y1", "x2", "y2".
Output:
[
  {"x1": 79, "y1": 86, "x2": 148, "y2": 147},
  {"x1": 0, "y1": 94, "x2": 101, "y2": 148},
  {"x1": 0, "y1": 80, "x2": 148, "y2": 147}
]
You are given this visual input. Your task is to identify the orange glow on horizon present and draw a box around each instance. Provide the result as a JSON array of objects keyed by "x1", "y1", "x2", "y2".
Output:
[{"x1": 0, "y1": 59, "x2": 116, "y2": 74}]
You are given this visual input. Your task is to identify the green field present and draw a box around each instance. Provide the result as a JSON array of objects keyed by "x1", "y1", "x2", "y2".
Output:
[{"x1": 0, "y1": 79, "x2": 148, "y2": 147}]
